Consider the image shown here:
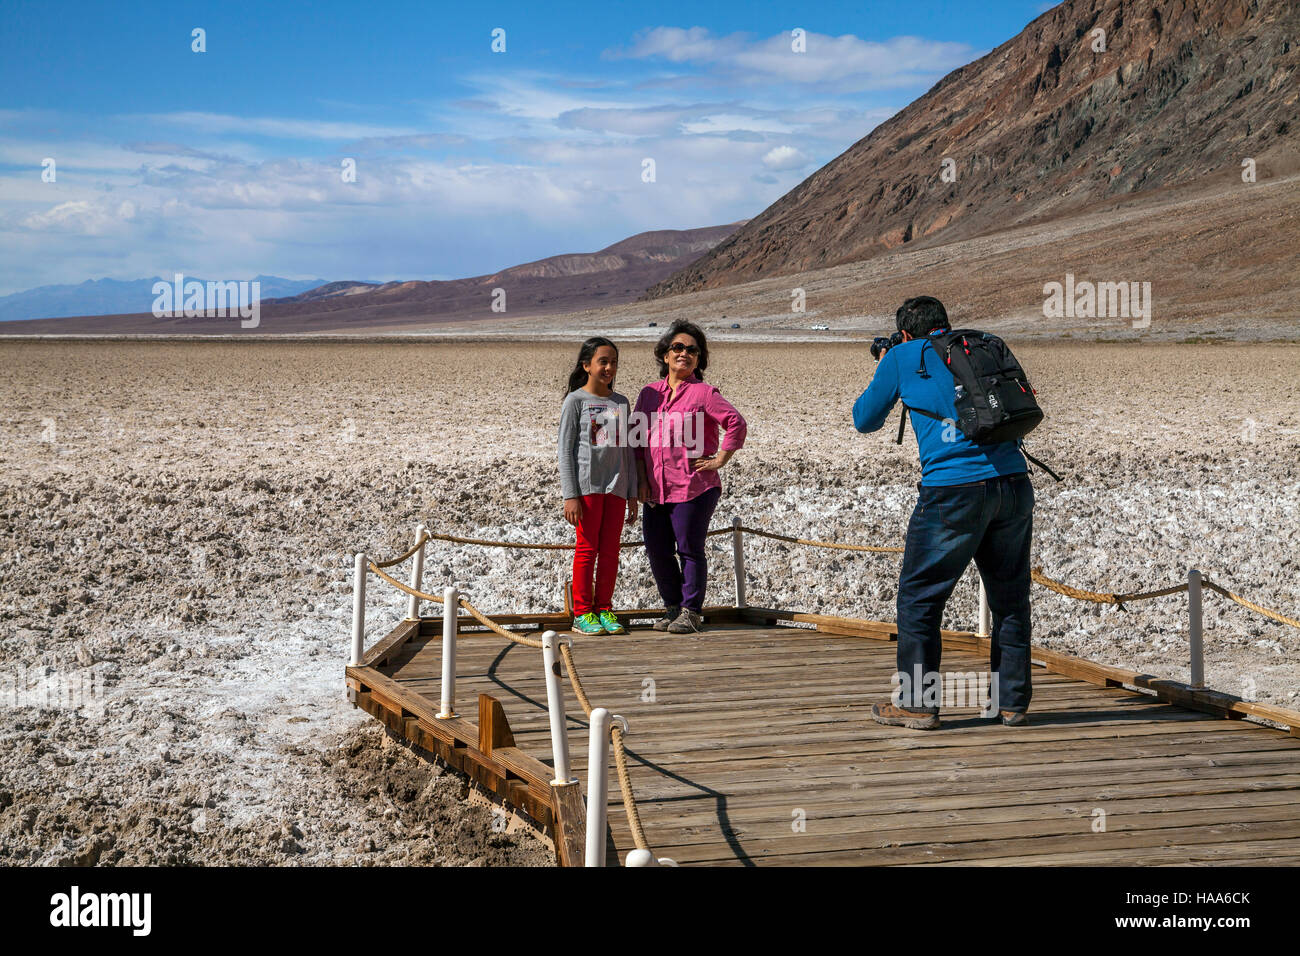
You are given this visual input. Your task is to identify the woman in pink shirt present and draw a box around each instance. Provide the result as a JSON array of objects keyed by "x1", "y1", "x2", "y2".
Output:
[{"x1": 634, "y1": 321, "x2": 747, "y2": 633}]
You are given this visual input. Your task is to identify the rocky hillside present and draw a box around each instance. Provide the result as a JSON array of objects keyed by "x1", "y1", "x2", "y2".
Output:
[
  {"x1": 648, "y1": 0, "x2": 1300, "y2": 296},
  {"x1": 255, "y1": 223, "x2": 746, "y2": 325},
  {"x1": 0, "y1": 223, "x2": 742, "y2": 334}
]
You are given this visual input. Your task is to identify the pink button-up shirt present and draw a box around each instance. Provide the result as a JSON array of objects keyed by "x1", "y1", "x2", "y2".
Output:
[{"x1": 633, "y1": 377, "x2": 748, "y2": 504}]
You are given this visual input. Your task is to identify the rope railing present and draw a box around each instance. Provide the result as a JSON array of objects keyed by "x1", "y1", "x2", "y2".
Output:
[
  {"x1": 457, "y1": 596, "x2": 544, "y2": 649},
  {"x1": 1204, "y1": 579, "x2": 1300, "y2": 630},
  {"x1": 558, "y1": 641, "x2": 650, "y2": 853},
  {"x1": 734, "y1": 525, "x2": 904, "y2": 554},
  {"x1": 381, "y1": 524, "x2": 895, "y2": 554},
  {"x1": 366, "y1": 560, "x2": 446, "y2": 603},
  {"x1": 1030, "y1": 569, "x2": 1191, "y2": 607},
  {"x1": 368, "y1": 522, "x2": 1296, "y2": 632},
  {"x1": 371, "y1": 534, "x2": 432, "y2": 568}
]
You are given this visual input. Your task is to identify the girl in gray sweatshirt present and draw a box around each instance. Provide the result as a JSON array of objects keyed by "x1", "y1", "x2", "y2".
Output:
[{"x1": 559, "y1": 337, "x2": 639, "y2": 635}]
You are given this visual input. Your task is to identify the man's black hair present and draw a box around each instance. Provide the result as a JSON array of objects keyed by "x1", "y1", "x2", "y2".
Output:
[{"x1": 895, "y1": 296, "x2": 949, "y2": 338}]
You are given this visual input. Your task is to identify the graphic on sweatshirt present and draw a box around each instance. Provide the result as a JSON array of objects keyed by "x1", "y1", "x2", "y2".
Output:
[{"x1": 588, "y1": 405, "x2": 620, "y2": 447}]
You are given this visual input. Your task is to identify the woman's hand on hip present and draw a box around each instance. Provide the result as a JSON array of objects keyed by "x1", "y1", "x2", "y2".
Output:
[{"x1": 692, "y1": 449, "x2": 734, "y2": 472}]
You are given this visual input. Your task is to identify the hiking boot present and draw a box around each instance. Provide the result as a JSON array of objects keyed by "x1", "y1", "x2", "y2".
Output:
[
  {"x1": 870, "y1": 701, "x2": 940, "y2": 730},
  {"x1": 597, "y1": 610, "x2": 626, "y2": 635},
  {"x1": 666, "y1": 608, "x2": 705, "y2": 634},
  {"x1": 571, "y1": 612, "x2": 606, "y2": 635},
  {"x1": 1000, "y1": 710, "x2": 1028, "y2": 726},
  {"x1": 652, "y1": 606, "x2": 681, "y2": 632}
]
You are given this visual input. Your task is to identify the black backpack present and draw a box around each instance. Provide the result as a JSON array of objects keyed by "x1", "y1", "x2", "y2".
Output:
[{"x1": 896, "y1": 329, "x2": 1062, "y2": 481}]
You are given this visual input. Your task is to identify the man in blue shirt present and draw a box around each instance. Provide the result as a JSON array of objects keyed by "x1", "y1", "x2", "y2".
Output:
[{"x1": 853, "y1": 296, "x2": 1033, "y2": 729}]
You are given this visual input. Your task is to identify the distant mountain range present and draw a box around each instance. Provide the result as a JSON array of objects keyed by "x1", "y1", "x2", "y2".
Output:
[
  {"x1": 0, "y1": 224, "x2": 743, "y2": 333},
  {"x1": 648, "y1": 0, "x2": 1300, "y2": 296},
  {"x1": 0, "y1": 276, "x2": 330, "y2": 324}
]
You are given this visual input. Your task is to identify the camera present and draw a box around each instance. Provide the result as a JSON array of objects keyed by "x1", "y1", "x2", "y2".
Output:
[{"x1": 870, "y1": 331, "x2": 903, "y2": 361}]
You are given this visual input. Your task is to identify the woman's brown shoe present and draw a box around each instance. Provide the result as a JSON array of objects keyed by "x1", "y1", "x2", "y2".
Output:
[
  {"x1": 870, "y1": 701, "x2": 940, "y2": 730},
  {"x1": 1000, "y1": 710, "x2": 1028, "y2": 726},
  {"x1": 652, "y1": 606, "x2": 681, "y2": 631}
]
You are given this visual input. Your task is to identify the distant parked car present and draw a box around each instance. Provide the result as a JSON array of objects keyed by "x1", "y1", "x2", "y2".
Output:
[
  {"x1": 730, "y1": 323, "x2": 740, "y2": 329},
  {"x1": 648, "y1": 322, "x2": 657, "y2": 327},
  {"x1": 810, "y1": 324, "x2": 829, "y2": 331}
]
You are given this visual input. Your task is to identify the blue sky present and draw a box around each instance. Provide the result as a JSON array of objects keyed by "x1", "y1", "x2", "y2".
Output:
[{"x1": 0, "y1": 0, "x2": 1059, "y2": 294}]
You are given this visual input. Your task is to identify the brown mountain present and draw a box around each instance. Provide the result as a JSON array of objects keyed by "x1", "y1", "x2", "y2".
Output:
[
  {"x1": 647, "y1": 0, "x2": 1300, "y2": 297},
  {"x1": 0, "y1": 223, "x2": 743, "y2": 334}
]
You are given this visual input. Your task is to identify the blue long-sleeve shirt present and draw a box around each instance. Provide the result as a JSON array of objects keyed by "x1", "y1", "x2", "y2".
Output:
[{"x1": 853, "y1": 338, "x2": 1027, "y2": 487}]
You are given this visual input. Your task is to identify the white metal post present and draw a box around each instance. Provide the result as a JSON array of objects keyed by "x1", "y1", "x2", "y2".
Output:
[
  {"x1": 732, "y1": 516, "x2": 747, "y2": 608},
  {"x1": 1188, "y1": 568, "x2": 1204, "y2": 688},
  {"x1": 978, "y1": 578, "x2": 992, "y2": 638},
  {"x1": 350, "y1": 552, "x2": 367, "y2": 665},
  {"x1": 585, "y1": 707, "x2": 611, "y2": 867},
  {"x1": 438, "y1": 585, "x2": 459, "y2": 718},
  {"x1": 541, "y1": 630, "x2": 574, "y2": 784},
  {"x1": 405, "y1": 524, "x2": 427, "y2": 621}
]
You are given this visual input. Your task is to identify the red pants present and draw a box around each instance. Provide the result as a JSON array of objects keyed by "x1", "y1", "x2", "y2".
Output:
[{"x1": 572, "y1": 493, "x2": 626, "y2": 615}]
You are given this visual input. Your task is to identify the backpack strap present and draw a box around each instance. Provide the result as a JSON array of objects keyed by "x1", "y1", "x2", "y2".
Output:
[
  {"x1": 903, "y1": 403, "x2": 948, "y2": 423},
  {"x1": 1021, "y1": 444, "x2": 1064, "y2": 482},
  {"x1": 896, "y1": 402, "x2": 960, "y2": 444}
]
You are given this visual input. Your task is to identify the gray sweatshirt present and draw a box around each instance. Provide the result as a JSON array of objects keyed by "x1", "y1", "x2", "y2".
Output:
[{"x1": 559, "y1": 388, "x2": 638, "y2": 500}]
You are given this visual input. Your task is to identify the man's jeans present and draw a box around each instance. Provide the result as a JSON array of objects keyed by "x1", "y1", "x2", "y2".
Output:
[{"x1": 895, "y1": 473, "x2": 1034, "y2": 715}]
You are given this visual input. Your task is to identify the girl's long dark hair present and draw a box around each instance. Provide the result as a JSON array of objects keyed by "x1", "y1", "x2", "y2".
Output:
[
  {"x1": 654, "y1": 320, "x2": 708, "y2": 380},
  {"x1": 564, "y1": 336, "x2": 618, "y2": 397}
]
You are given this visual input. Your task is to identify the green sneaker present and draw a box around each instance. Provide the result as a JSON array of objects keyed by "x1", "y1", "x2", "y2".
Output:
[
  {"x1": 597, "y1": 610, "x2": 626, "y2": 634},
  {"x1": 572, "y1": 612, "x2": 606, "y2": 635}
]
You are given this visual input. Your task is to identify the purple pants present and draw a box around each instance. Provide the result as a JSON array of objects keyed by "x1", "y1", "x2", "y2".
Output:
[{"x1": 642, "y1": 485, "x2": 722, "y2": 613}]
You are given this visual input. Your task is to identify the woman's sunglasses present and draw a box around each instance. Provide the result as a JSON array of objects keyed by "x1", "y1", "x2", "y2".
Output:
[{"x1": 668, "y1": 343, "x2": 701, "y2": 356}]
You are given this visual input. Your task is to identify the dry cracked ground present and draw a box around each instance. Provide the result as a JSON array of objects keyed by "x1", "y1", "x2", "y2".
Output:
[{"x1": 1, "y1": 339, "x2": 1297, "y2": 865}]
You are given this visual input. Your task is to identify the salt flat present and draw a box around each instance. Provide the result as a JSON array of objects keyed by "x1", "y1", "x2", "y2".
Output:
[{"x1": 1, "y1": 339, "x2": 1297, "y2": 864}]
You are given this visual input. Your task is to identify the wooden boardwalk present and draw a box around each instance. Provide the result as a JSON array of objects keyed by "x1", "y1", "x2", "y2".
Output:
[{"x1": 348, "y1": 608, "x2": 1300, "y2": 866}]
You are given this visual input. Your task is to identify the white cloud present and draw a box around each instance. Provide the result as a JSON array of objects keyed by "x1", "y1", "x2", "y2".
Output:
[
  {"x1": 681, "y1": 113, "x2": 796, "y2": 135},
  {"x1": 135, "y1": 111, "x2": 424, "y2": 141},
  {"x1": 19, "y1": 198, "x2": 135, "y2": 235},
  {"x1": 762, "y1": 145, "x2": 811, "y2": 170},
  {"x1": 609, "y1": 27, "x2": 978, "y2": 91},
  {"x1": 558, "y1": 106, "x2": 692, "y2": 136}
]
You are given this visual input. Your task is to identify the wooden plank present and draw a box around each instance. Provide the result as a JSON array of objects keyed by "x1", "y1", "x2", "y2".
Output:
[
  {"x1": 643, "y1": 800, "x2": 1300, "y2": 857},
  {"x1": 478, "y1": 693, "x2": 516, "y2": 755},
  {"x1": 923, "y1": 837, "x2": 1300, "y2": 866},
  {"x1": 360, "y1": 618, "x2": 420, "y2": 668},
  {"x1": 929, "y1": 633, "x2": 1300, "y2": 732},
  {"x1": 634, "y1": 780, "x2": 1300, "y2": 834},
  {"x1": 493, "y1": 746, "x2": 561, "y2": 795},
  {"x1": 551, "y1": 780, "x2": 587, "y2": 867},
  {"x1": 348, "y1": 665, "x2": 556, "y2": 827},
  {"x1": 739, "y1": 606, "x2": 975, "y2": 641},
  {"x1": 696, "y1": 818, "x2": 1300, "y2": 867}
]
